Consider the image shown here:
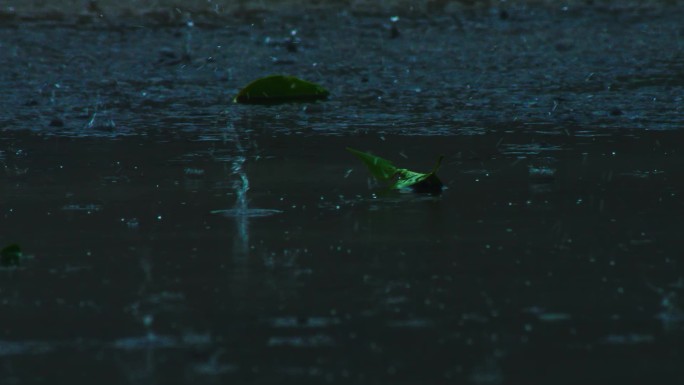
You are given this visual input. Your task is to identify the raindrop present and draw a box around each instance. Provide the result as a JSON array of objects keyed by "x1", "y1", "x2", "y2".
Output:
[{"x1": 143, "y1": 315, "x2": 154, "y2": 327}]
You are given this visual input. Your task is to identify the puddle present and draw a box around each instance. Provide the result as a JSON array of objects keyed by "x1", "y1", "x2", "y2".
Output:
[
  {"x1": 193, "y1": 360, "x2": 239, "y2": 376},
  {"x1": 1, "y1": 1, "x2": 684, "y2": 384},
  {"x1": 269, "y1": 316, "x2": 341, "y2": 328},
  {"x1": 0, "y1": 340, "x2": 54, "y2": 356},
  {"x1": 537, "y1": 313, "x2": 572, "y2": 322},
  {"x1": 267, "y1": 334, "x2": 335, "y2": 348},
  {"x1": 602, "y1": 334, "x2": 655, "y2": 345},
  {"x1": 499, "y1": 143, "x2": 563, "y2": 156},
  {"x1": 387, "y1": 318, "x2": 434, "y2": 328},
  {"x1": 113, "y1": 334, "x2": 180, "y2": 350},
  {"x1": 210, "y1": 208, "x2": 283, "y2": 217},
  {"x1": 61, "y1": 204, "x2": 103, "y2": 212}
]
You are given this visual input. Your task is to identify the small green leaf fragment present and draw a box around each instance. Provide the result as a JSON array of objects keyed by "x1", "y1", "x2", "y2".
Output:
[
  {"x1": 234, "y1": 75, "x2": 329, "y2": 104},
  {"x1": 347, "y1": 148, "x2": 444, "y2": 194},
  {"x1": 346, "y1": 147, "x2": 398, "y2": 182},
  {"x1": 1, "y1": 244, "x2": 22, "y2": 267}
]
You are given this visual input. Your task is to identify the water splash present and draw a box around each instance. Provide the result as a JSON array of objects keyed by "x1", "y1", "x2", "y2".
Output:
[
  {"x1": 211, "y1": 123, "x2": 281, "y2": 263},
  {"x1": 211, "y1": 123, "x2": 281, "y2": 218},
  {"x1": 85, "y1": 111, "x2": 116, "y2": 130},
  {"x1": 231, "y1": 155, "x2": 249, "y2": 213}
]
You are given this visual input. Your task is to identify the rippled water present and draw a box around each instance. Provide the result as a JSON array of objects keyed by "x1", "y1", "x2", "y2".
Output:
[{"x1": 1, "y1": 1, "x2": 684, "y2": 384}]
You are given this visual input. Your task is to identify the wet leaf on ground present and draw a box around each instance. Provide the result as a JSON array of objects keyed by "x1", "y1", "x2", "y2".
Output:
[
  {"x1": 1, "y1": 244, "x2": 22, "y2": 267},
  {"x1": 347, "y1": 147, "x2": 444, "y2": 194},
  {"x1": 234, "y1": 75, "x2": 329, "y2": 104}
]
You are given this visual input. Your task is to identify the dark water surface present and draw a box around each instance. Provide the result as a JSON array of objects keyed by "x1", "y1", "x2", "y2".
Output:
[{"x1": 2, "y1": 2, "x2": 684, "y2": 384}]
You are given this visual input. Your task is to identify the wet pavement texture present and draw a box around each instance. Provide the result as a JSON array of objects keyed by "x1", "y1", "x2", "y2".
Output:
[{"x1": 1, "y1": 2, "x2": 684, "y2": 384}]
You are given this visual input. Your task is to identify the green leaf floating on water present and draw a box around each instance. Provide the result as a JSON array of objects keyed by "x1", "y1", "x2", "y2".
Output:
[
  {"x1": 347, "y1": 148, "x2": 444, "y2": 194},
  {"x1": 234, "y1": 75, "x2": 329, "y2": 104},
  {"x1": 1, "y1": 244, "x2": 22, "y2": 267}
]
